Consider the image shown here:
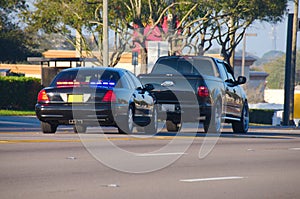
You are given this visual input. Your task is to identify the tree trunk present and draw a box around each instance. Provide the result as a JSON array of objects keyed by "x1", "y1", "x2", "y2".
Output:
[
  {"x1": 140, "y1": 48, "x2": 148, "y2": 74},
  {"x1": 229, "y1": 50, "x2": 235, "y2": 68},
  {"x1": 229, "y1": 17, "x2": 235, "y2": 68},
  {"x1": 75, "y1": 29, "x2": 82, "y2": 58}
]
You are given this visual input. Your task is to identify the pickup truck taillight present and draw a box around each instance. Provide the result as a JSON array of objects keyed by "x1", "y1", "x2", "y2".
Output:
[
  {"x1": 37, "y1": 89, "x2": 50, "y2": 102},
  {"x1": 198, "y1": 86, "x2": 209, "y2": 97},
  {"x1": 102, "y1": 90, "x2": 116, "y2": 102}
]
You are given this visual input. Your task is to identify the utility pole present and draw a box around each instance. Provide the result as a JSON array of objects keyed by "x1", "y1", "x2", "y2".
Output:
[
  {"x1": 283, "y1": 0, "x2": 298, "y2": 126},
  {"x1": 283, "y1": 13, "x2": 294, "y2": 126},
  {"x1": 103, "y1": 0, "x2": 109, "y2": 66},
  {"x1": 242, "y1": 33, "x2": 257, "y2": 76}
]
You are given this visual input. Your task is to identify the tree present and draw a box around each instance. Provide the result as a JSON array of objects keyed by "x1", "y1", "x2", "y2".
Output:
[
  {"x1": 211, "y1": 0, "x2": 287, "y2": 66},
  {"x1": 22, "y1": 0, "x2": 287, "y2": 71},
  {"x1": 129, "y1": 0, "x2": 287, "y2": 67},
  {"x1": 0, "y1": 0, "x2": 40, "y2": 63},
  {"x1": 263, "y1": 51, "x2": 300, "y2": 89},
  {"x1": 23, "y1": 0, "x2": 196, "y2": 71},
  {"x1": 263, "y1": 55, "x2": 286, "y2": 89},
  {"x1": 118, "y1": 0, "x2": 196, "y2": 73},
  {"x1": 0, "y1": 28, "x2": 41, "y2": 63},
  {"x1": 23, "y1": 0, "x2": 96, "y2": 56},
  {"x1": 24, "y1": 0, "x2": 137, "y2": 66},
  {"x1": 0, "y1": 0, "x2": 26, "y2": 31}
]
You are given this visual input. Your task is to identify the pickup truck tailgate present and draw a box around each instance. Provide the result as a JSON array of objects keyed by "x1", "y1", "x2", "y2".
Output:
[{"x1": 139, "y1": 74, "x2": 204, "y2": 104}]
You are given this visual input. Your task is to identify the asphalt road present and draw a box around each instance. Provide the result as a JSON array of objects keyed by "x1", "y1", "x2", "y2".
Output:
[{"x1": 1, "y1": 116, "x2": 300, "y2": 199}]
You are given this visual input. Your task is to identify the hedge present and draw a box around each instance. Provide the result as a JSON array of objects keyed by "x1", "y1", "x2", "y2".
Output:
[
  {"x1": 0, "y1": 76, "x2": 42, "y2": 110},
  {"x1": 249, "y1": 109, "x2": 276, "y2": 125}
]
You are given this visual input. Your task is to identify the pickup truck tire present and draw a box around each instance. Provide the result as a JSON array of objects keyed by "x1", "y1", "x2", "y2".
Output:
[
  {"x1": 166, "y1": 120, "x2": 181, "y2": 132},
  {"x1": 74, "y1": 124, "x2": 87, "y2": 133},
  {"x1": 41, "y1": 121, "x2": 57, "y2": 134},
  {"x1": 144, "y1": 107, "x2": 158, "y2": 134},
  {"x1": 118, "y1": 106, "x2": 134, "y2": 134},
  {"x1": 204, "y1": 100, "x2": 222, "y2": 134},
  {"x1": 232, "y1": 102, "x2": 249, "y2": 133}
]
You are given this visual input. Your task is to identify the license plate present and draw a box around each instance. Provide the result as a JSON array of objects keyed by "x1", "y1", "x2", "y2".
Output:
[
  {"x1": 68, "y1": 94, "x2": 83, "y2": 103},
  {"x1": 162, "y1": 104, "x2": 175, "y2": 112}
]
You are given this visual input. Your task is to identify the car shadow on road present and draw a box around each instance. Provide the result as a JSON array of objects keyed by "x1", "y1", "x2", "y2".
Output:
[{"x1": 151, "y1": 124, "x2": 300, "y2": 139}]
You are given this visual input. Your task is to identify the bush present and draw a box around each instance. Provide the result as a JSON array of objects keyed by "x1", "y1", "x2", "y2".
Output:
[
  {"x1": 0, "y1": 76, "x2": 42, "y2": 110},
  {"x1": 249, "y1": 109, "x2": 275, "y2": 125}
]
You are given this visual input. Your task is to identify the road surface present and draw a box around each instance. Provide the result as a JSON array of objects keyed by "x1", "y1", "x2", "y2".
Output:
[{"x1": 1, "y1": 116, "x2": 300, "y2": 199}]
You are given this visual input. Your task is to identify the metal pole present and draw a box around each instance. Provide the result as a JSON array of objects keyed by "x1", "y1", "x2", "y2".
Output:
[
  {"x1": 290, "y1": 0, "x2": 299, "y2": 125},
  {"x1": 283, "y1": 13, "x2": 294, "y2": 126},
  {"x1": 242, "y1": 33, "x2": 256, "y2": 77},
  {"x1": 103, "y1": 0, "x2": 109, "y2": 66}
]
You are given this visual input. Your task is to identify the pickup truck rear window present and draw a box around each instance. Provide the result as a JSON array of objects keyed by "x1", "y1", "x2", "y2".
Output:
[
  {"x1": 193, "y1": 60, "x2": 215, "y2": 76},
  {"x1": 152, "y1": 57, "x2": 216, "y2": 77},
  {"x1": 152, "y1": 58, "x2": 178, "y2": 74}
]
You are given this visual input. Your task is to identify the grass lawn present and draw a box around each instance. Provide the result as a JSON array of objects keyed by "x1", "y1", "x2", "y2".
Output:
[{"x1": 0, "y1": 110, "x2": 36, "y2": 116}]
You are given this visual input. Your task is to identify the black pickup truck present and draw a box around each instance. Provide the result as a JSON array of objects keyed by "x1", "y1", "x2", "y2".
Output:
[{"x1": 139, "y1": 55, "x2": 249, "y2": 133}]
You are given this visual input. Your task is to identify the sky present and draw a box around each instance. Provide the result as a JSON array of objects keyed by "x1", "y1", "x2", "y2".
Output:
[
  {"x1": 236, "y1": 2, "x2": 298, "y2": 58},
  {"x1": 238, "y1": 18, "x2": 292, "y2": 58}
]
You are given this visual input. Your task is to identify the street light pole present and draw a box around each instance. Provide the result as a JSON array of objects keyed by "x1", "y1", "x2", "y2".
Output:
[
  {"x1": 103, "y1": 0, "x2": 109, "y2": 66},
  {"x1": 283, "y1": 0, "x2": 298, "y2": 126},
  {"x1": 283, "y1": 13, "x2": 294, "y2": 126},
  {"x1": 242, "y1": 33, "x2": 257, "y2": 76}
]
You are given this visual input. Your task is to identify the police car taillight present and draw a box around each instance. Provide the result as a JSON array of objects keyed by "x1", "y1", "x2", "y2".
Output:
[
  {"x1": 102, "y1": 90, "x2": 116, "y2": 102},
  {"x1": 37, "y1": 89, "x2": 49, "y2": 102}
]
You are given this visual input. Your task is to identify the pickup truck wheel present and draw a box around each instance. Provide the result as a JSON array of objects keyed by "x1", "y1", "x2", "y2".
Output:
[
  {"x1": 118, "y1": 106, "x2": 134, "y2": 134},
  {"x1": 41, "y1": 121, "x2": 57, "y2": 134},
  {"x1": 73, "y1": 124, "x2": 87, "y2": 133},
  {"x1": 144, "y1": 106, "x2": 158, "y2": 134},
  {"x1": 204, "y1": 101, "x2": 222, "y2": 134},
  {"x1": 232, "y1": 102, "x2": 249, "y2": 133},
  {"x1": 166, "y1": 120, "x2": 181, "y2": 132}
]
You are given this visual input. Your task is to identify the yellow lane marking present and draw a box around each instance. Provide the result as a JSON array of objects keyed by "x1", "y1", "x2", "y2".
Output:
[
  {"x1": 230, "y1": 134, "x2": 290, "y2": 139},
  {"x1": 0, "y1": 134, "x2": 293, "y2": 144},
  {"x1": 106, "y1": 136, "x2": 173, "y2": 141},
  {"x1": 0, "y1": 136, "x2": 191, "y2": 144},
  {"x1": 0, "y1": 132, "x2": 41, "y2": 135},
  {"x1": 0, "y1": 139, "x2": 82, "y2": 144}
]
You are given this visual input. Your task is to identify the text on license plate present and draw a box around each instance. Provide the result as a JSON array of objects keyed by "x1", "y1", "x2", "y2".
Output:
[
  {"x1": 68, "y1": 94, "x2": 83, "y2": 103},
  {"x1": 162, "y1": 104, "x2": 175, "y2": 112}
]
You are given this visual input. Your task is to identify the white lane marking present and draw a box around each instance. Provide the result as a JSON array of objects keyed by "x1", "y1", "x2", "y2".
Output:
[
  {"x1": 288, "y1": 148, "x2": 300, "y2": 151},
  {"x1": 180, "y1": 176, "x2": 245, "y2": 182},
  {"x1": 136, "y1": 152, "x2": 187, "y2": 157}
]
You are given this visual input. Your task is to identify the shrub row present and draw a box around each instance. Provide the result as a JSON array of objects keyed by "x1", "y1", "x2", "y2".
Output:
[
  {"x1": 249, "y1": 109, "x2": 276, "y2": 125},
  {"x1": 0, "y1": 76, "x2": 42, "y2": 110}
]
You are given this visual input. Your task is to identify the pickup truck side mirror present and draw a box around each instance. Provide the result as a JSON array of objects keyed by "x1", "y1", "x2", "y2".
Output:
[
  {"x1": 237, "y1": 76, "x2": 247, "y2": 85},
  {"x1": 143, "y1": 83, "x2": 155, "y2": 91},
  {"x1": 225, "y1": 79, "x2": 235, "y2": 84}
]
